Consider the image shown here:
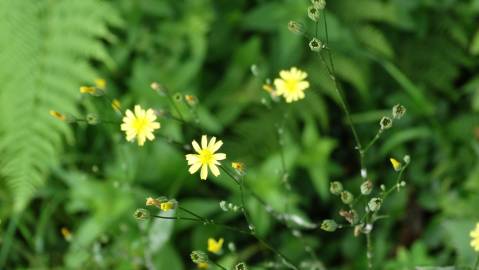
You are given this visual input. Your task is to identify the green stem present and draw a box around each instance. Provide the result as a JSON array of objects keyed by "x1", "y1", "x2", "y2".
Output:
[
  {"x1": 366, "y1": 233, "x2": 373, "y2": 270},
  {"x1": 0, "y1": 213, "x2": 20, "y2": 267},
  {"x1": 210, "y1": 259, "x2": 228, "y2": 270},
  {"x1": 165, "y1": 90, "x2": 185, "y2": 121},
  {"x1": 473, "y1": 253, "x2": 479, "y2": 270}
]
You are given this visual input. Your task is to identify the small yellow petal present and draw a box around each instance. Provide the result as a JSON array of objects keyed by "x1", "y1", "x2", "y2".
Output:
[{"x1": 390, "y1": 158, "x2": 401, "y2": 171}]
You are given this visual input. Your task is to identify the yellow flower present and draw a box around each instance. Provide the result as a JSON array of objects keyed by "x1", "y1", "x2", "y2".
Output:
[
  {"x1": 61, "y1": 227, "x2": 72, "y2": 241},
  {"x1": 95, "y1": 78, "x2": 106, "y2": 90},
  {"x1": 49, "y1": 110, "x2": 66, "y2": 121},
  {"x1": 79, "y1": 86, "x2": 96, "y2": 94},
  {"x1": 186, "y1": 135, "x2": 226, "y2": 180},
  {"x1": 207, "y1": 238, "x2": 224, "y2": 254},
  {"x1": 274, "y1": 67, "x2": 310, "y2": 103},
  {"x1": 471, "y1": 223, "x2": 479, "y2": 252},
  {"x1": 390, "y1": 158, "x2": 401, "y2": 171},
  {"x1": 120, "y1": 105, "x2": 161, "y2": 146},
  {"x1": 160, "y1": 201, "x2": 174, "y2": 212},
  {"x1": 197, "y1": 262, "x2": 209, "y2": 269}
]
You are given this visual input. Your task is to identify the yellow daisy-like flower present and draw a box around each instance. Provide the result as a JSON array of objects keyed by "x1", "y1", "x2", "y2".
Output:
[
  {"x1": 471, "y1": 223, "x2": 479, "y2": 252},
  {"x1": 274, "y1": 67, "x2": 310, "y2": 103},
  {"x1": 120, "y1": 105, "x2": 160, "y2": 146},
  {"x1": 186, "y1": 135, "x2": 226, "y2": 180},
  {"x1": 390, "y1": 158, "x2": 401, "y2": 171},
  {"x1": 207, "y1": 238, "x2": 224, "y2": 254},
  {"x1": 197, "y1": 262, "x2": 209, "y2": 269}
]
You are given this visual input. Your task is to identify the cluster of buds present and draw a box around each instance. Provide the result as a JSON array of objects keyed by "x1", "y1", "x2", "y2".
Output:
[
  {"x1": 145, "y1": 196, "x2": 178, "y2": 212},
  {"x1": 219, "y1": 200, "x2": 239, "y2": 212}
]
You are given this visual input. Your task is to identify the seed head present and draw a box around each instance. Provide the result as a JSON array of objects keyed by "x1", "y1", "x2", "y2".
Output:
[
  {"x1": 380, "y1": 116, "x2": 393, "y2": 130},
  {"x1": 309, "y1": 38, "x2": 323, "y2": 52},
  {"x1": 330, "y1": 181, "x2": 343, "y2": 195},
  {"x1": 340, "y1": 191, "x2": 354, "y2": 204},
  {"x1": 288, "y1": 21, "x2": 305, "y2": 35},
  {"x1": 392, "y1": 104, "x2": 406, "y2": 119},
  {"x1": 320, "y1": 219, "x2": 338, "y2": 232},
  {"x1": 360, "y1": 180, "x2": 373, "y2": 195},
  {"x1": 307, "y1": 6, "x2": 320, "y2": 22}
]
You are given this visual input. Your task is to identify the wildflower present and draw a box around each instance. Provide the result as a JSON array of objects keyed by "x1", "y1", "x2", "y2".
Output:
[
  {"x1": 274, "y1": 67, "x2": 310, "y2": 103},
  {"x1": 288, "y1": 21, "x2": 305, "y2": 35},
  {"x1": 133, "y1": 208, "x2": 150, "y2": 220},
  {"x1": 340, "y1": 191, "x2": 354, "y2": 204},
  {"x1": 470, "y1": 223, "x2": 479, "y2": 252},
  {"x1": 232, "y1": 162, "x2": 245, "y2": 174},
  {"x1": 197, "y1": 262, "x2": 209, "y2": 269},
  {"x1": 160, "y1": 200, "x2": 176, "y2": 212},
  {"x1": 207, "y1": 238, "x2": 224, "y2": 254},
  {"x1": 308, "y1": 6, "x2": 320, "y2": 21},
  {"x1": 390, "y1": 158, "x2": 401, "y2": 171},
  {"x1": 330, "y1": 181, "x2": 343, "y2": 195},
  {"x1": 61, "y1": 227, "x2": 72, "y2": 241},
  {"x1": 392, "y1": 104, "x2": 406, "y2": 119},
  {"x1": 49, "y1": 110, "x2": 66, "y2": 121},
  {"x1": 191, "y1": 250, "x2": 209, "y2": 264},
  {"x1": 95, "y1": 78, "x2": 106, "y2": 90},
  {"x1": 309, "y1": 38, "x2": 323, "y2": 52},
  {"x1": 380, "y1": 116, "x2": 393, "y2": 130},
  {"x1": 120, "y1": 105, "x2": 161, "y2": 146},
  {"x1": 185, "y1": 135, "x2": 226, "y2": 180},
  {"x1": 112, "y1": 99, "x2": 121, "y2": 113},
  {"x1": 320, "y1": 219, "x2": 338, "y2": 232}
]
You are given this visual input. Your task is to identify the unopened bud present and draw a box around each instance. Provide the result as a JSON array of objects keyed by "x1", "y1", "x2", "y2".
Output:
[
  {"x1": 235, "y1": 262, "x2": 248, "y2": 270},
  {"x1": 392, "y1": 104, "x2": 406, "y2": 119},
  {"x1": 340, "y1": 191, "x2": 354, "y2": 204},
  {"x1": 311, "y1": 0, "x2": 326, "y2": 9},
  {"x1": 360, "y1": 180, "x2": 373, "y2": 195},
  {"x1": 330, "y1": 181, "x2": 343, "y2": 195},
  {"x1": 307, "y1": 6, "x2": 320, "y2": 21},
  {"x1": 288, "y1": 21, "x2": 305, "y2": 35},
  {"x1": 320, "y1": 219, "x2": 338, "y2": 232},
  {"x1": 403, "y1": 155, "x2": 410, "y2": 164},
  {"x1": 190, "y1": 250, "x2": 209, "y2": 264},
  {"x1": 309, "y1": 38, "x2": 323, "y2": 52},
  {"x1": 380, "y1": 116, "x2": 393, "y2": 130}
]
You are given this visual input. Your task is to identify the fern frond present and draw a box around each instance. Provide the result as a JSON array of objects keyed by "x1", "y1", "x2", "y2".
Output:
[{"x1": 0, "y1": 0, "x2": 121, "y2": 212}]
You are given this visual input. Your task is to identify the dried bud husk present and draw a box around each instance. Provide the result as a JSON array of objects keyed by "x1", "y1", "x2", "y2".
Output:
[
  {"x1": 307, "y1": 6, "x2": 320, "y2": 22},
  {"x1": 309, "y1": 38, "x2": 323, "y2": 52},
  {"x1": 360, "y1": 180, "x2": 373, "y2": 195},
  {"x1": 330, "y1": 181, "x2": 343, "y2": 195},
  {"x1": 340, "y1": 191, "x2": 354, "y2": 204},
  {"x1": 190, "y1": 250, "x2": 209, "y2": 264},
  {"x1": 339, "y1": 209, "x2": 358, "y2": 225},
  {"x1": 288, "y1": 21, "x2": 305, "y2": 35},
  {"x1": 380, "y1": 116, "x2": 393, "y2": 130},
  {"x1": 133, "y1": 208, "x2": 150, "y2": 220},
  {"x1": 392, "y1": 104, "x2": 406, "y2": 119},
  {"x1": 320, "y1": 219, "x2": 338, "y2": 232}
]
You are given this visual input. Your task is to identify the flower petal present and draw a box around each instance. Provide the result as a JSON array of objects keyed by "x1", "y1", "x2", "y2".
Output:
[
  {"x1": 189, "y1": 162, "x2": 201, "y2": 174},
  {"x1": 213, "y1": 153, "x2": 226, "y2": 160},
  {"x1": 200, "y1": 164, "x2": 208, "y2": 180},
  {"x1": 209, "y1": 163, "x2": 220, "y2": 177},
  {"x1": 192, "y1": 140, "x2": 202, "y2": 153},
  {"x1": 201, "y1": 135, "x2": 208, "y2": 149}
]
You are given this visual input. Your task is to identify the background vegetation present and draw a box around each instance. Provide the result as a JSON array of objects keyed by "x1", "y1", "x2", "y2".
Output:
[{"x1": 1, "y1": 0, "x2": 479, "y2": 269}]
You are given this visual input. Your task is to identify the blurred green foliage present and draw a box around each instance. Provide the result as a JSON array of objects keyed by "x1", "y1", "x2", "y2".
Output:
[{"x1": 1, "y1": 0, "x2": 479, "y2": 269}]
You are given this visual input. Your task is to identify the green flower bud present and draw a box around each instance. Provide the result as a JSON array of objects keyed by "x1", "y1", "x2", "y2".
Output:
[
  {"x1": 403, "y1": 155, "x2": 411, "y2": 164},
  {"x1": 311, "y1": 0, "x2": 326, "y2": 9},
  {"x1": 329, "y1": 181, "x2": 343, "y2": 195},
  {"x1": 340, "y1": 191, "x2": 354, "y2": 204},
  {"x1": 380, "y1": 116, "x2": 392, "y2": 130},
  {"x1": 235, "y1": 262, "x2": 248, "y2": 270},
  {"x1": 360, "y1": 180, "x2": 373, "y2": 195},
  {"x1": 133, "y1": 208, "x2": 150, "y2": 220},
  {"x1": 288, "y1": 21, "x2": 305, "y2": 35},
  {"x1": 190, "y1": 250, "x2": 209, "y2": 264},
  {"x1": 173, "y1": 92, "x2": 183, "y2": 102},
  {"x1": 307, "y1": 6, "x2": 320, "y2": 22},
  {"x1": 368, "y1": 198, "x2": 382, "y2": 212},
  {"x1": 309, "y1": 38, "x2": 323, "y2": 52},
  {"x1": 320, "y1": 219, "x2": 338, "y2": 232},
  {"x1": 392, "y1": 104, "x2": 406, "y2": 119},
  {"x1": 86, "y1": 113, "x2": 98, "y2": 125}
]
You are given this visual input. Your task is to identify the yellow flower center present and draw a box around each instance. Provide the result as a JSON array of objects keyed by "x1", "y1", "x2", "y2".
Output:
[
  {"x1": 285, "y1": 79, "x2": 300, "y2": 93},
  {"x1": 133, "y1": 117, "x2": 148, "y2": 133},
  {"x1": 199, "y1": 149, "x2": 214, "y2": 165}
]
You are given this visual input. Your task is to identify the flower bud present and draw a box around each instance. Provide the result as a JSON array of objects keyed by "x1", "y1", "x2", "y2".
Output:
[
  {"x1": 367, "y1": 198, "x2": 382, "y2": 212},
  {"x1": 160, "y1": 199, "x2": 177, "y2": 212},
  {"x1": 392, "y1": 104, "x2": 406, "y2": 119},
  {"x1": 309, "y1": 38, "x2": 323, "y2": 52},
  {"x1": 311, "y1": 0, "x2": 326, "y2": 9},
  {"x1": 340, "y1": 191, "x2": 354, "y2": 204},
  {"x1": 403, "y1": 155, "x2": 410, "y2": 164},
  {"x1": 307, "y1": 6, "x2": 320, "y2": 22},
  {"x1": 329, "y1": 181, "x2": 343, "y2": 195},
  {"x1": 390, "y1": 158, "x2": 401, "y2": 171},
  {"x1": 184, "y1": 95, "x2": 198, "y2": 106},
  {"x1": 320, "y1": 219, "x2": 338, "y2": 232},
  {"x1": 288, "y1": 21, "x2": 305, "y2": 35},
  {"x1": 49, "y1": 110, "x2": 66, "y2": 121},
  {"x1": 111, "y1": 99, "x2": 122, "y2": 113},
  {"x1": 235, "y1": 262, "x2": 248, "y2": 270},
  {"x1": 133, "y1": 208, "x2": 150, "y2": 220},
  {"x1": 86, "y1": 113, "x2": 98, "y2": 125},
  {"x1": 190, "y1": 250, "x2": 209, "y2": 264},
  {"x1": 360, "y1": 180, "x2": 373, "y2": 195},
  {"x1": 380, "y1": 116, "x2": 392, "y2": 130}
]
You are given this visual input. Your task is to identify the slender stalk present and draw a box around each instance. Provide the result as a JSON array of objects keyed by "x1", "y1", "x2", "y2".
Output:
[
  {"x1": 0, "y1": 214, "x2": 20, "y2": 267},
  {"x1": 366, "y1": 233, "x2": 373, "y2": 270},
  {"x1": 210, "y1": 259, "x2": 228, "y2": 270},
  {"x1": 473, "y1": 253, "x2": 479, "y2": 270}
]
